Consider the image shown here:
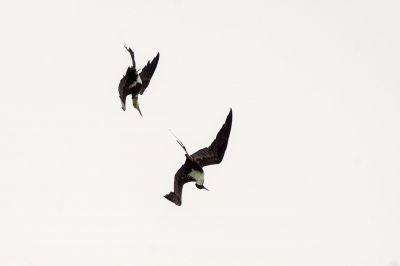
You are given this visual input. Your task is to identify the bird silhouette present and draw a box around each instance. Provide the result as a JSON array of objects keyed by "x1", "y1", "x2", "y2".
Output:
[
  {"x1": 165, "y1": 109, "x2": 233, "y2": 206},
  {"x1": 118, "y1": 45, "x2": 159, "y2": 116}
]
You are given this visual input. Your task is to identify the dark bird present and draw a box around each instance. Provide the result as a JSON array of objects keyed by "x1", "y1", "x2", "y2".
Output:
[
  {"x1": 118, "y1": 45, "x2": 160, "y2": 116},
  {"x1": 165, "y1": 109, "x2": 233, "y2": 206}
]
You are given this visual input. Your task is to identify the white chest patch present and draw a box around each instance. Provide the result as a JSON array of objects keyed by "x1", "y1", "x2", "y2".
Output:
[
  {"x1": 128, "y1": 76, "x2": 142, "y2": 89},
  {"x1": 189, "y1": 170, "x2": 204, "y2": 185},
  {"x1": 137, "y1": 75, "x2": 142, "y2": 84},
  {"x1": 128, "y1": 81, "x2": 137, "y2": 89}
]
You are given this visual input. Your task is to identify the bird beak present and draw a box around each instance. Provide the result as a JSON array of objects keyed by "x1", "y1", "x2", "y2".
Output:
[
  {"x1": 137, "y1": 107, "x2": 143, "y2": 117},
  {"x1": 203, "y1": 186, "x2": 209, "y2": 191},
  {"x1": 132, "y1": 97, "x2": 143, "y2": 117}
]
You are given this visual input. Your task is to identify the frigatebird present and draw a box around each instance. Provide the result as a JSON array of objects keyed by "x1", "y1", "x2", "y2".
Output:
[
  {"x1": 164, "y1": 109, "x2": 233, "y2": 206},
  {"x1": 118, "y1": 45, "x2": 159, "y2": 116}
]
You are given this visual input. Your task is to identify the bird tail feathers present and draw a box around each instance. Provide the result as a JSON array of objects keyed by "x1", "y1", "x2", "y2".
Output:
[{"x1": 168, "y1": 129, "x2": 189, "y2": 155}]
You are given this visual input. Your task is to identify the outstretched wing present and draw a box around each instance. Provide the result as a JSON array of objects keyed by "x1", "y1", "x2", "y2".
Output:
[
  {"x1": 164, "y1": 160, "x2": 195, "y2": 206},
  {"x1": 124, "y1": 45, "x2": 136, "y2": 69},
  {"x1": 118, "y1": 73, "x2": 127, "y2": 98},
  {"x1": 139, "y1": 53, "x2": 160, "y2": 94},
  {"x1": 173, "y1": 162, "x2": 195, "y2": 202},
  {"x1": 191, "y1": 109, "x2": 233, "y2": 167}
]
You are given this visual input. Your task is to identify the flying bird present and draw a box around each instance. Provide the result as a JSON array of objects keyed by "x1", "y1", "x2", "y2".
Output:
[
  {"x1": 118, "y1": 45, "x2": 160, "y2": 116},
  {"x1": 165, "y1": 109, "x2": 233, "y2": 206}
]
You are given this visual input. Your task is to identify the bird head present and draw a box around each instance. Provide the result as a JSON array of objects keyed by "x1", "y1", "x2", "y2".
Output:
[
  {"x1": 132, "y1": 96, "x2": 143, "y2": 117},
  {"x1": 195, "y1": 184, "x2": 209, "y2": 191}
]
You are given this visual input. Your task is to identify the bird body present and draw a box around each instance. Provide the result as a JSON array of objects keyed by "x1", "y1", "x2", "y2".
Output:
[
  {"x1": 128, "y1": 74, "x2": 142, "y2": 89},
  {"x1": 165, "y1": 109, "x2": 233, "y2": 206},
  {"x1": 118, "y1": 45, "x2": 159, "y2": 116}
]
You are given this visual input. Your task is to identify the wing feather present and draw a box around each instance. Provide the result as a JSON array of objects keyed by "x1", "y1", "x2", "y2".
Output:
[
  {"x1": 139, "y1": 53, "x2": 160, "y2": 94},
  {"x1": 191, "y1": 109, "x2": 233, "y2": 167},
  {"x1": 165, "y1": 160, "x2": 195, "y2": 206},
  {"x1": 118, "y1": 74, "x2": 127, "y2": 98},
  {"x1": 173, "y1": 163, "x2": 195, "y2": 199}
]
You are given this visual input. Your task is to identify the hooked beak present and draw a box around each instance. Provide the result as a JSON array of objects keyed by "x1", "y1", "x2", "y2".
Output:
[
  {"x1": 132, "y1": 97, "x2": 143, "y2": 117},
  {"x1": 136, "y1": 106, "x2": 143, "y2": 117}
]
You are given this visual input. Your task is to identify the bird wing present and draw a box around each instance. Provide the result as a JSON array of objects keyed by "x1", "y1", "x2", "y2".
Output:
[
  {"x1": 191, "y1": 109, "x2": 233, "y2": 167},
  {"x1": 173, "y1": 161, "x2": 195, "y2": 201},
  {"x1": 139, "y1": 53, "x2": 160, "y2": 95},
  {"x1": 118, "y1": 74, "x2": 127, "y2": 98},
  {"x1": 124, "y1": 45, "x2": 136, "y2": 69}
]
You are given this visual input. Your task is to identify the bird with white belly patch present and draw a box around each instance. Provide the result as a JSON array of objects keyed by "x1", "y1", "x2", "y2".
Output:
[
  {"x1": 165, "y1": 109, "x2": 233, "y2": 206},
  {"x1": 118, "y1": 45, "x2": 159, "y2": 116}
]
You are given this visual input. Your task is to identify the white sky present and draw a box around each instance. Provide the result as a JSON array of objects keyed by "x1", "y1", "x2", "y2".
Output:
[{"x1": 0, "y1": 0, "x2": 400, "y2": 265}]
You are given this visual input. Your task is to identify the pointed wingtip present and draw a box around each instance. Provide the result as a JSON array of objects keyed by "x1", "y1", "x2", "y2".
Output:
[
  {"x1": 224, "y1": 108, "x2": 233, "y2": 135},
  {"x1": 155, "y1": 52, "x2": 160, "y2": 61},
  {"x1": 227, "y1": 108, "x2": 233, "y2": 120},
  {"x1": 164, "y1": 193, "x2": 181, "y2": 206},
  {"x1": 154, "y1": 52, "x2": 160, "y2": 62}
]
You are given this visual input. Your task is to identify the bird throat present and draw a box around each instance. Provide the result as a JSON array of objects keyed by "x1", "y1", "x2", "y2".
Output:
[
  {"x1": 132, "y1": 97, "x2": 139, "y2": 108},
  {"x1": 189, "y1": 170, "x2": 204, "y2": 185}
]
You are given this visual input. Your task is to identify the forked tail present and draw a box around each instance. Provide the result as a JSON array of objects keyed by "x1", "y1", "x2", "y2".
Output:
[
  {"x1": 168, "y1": 129, "x2": 189, "y2": 156},
  {"x1": 164, "y1": 192, "x2": 182, "y2": 206}
]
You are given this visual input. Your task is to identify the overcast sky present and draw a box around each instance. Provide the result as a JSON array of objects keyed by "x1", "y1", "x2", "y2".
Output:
[{"x1": 1, "y1": 0, "x2": 400, "y2": 265}]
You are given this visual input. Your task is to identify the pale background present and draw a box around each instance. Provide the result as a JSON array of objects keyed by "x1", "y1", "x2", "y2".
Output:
[{"x1": 0, "y1": 0, "x2": 399, "y2": 265}]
